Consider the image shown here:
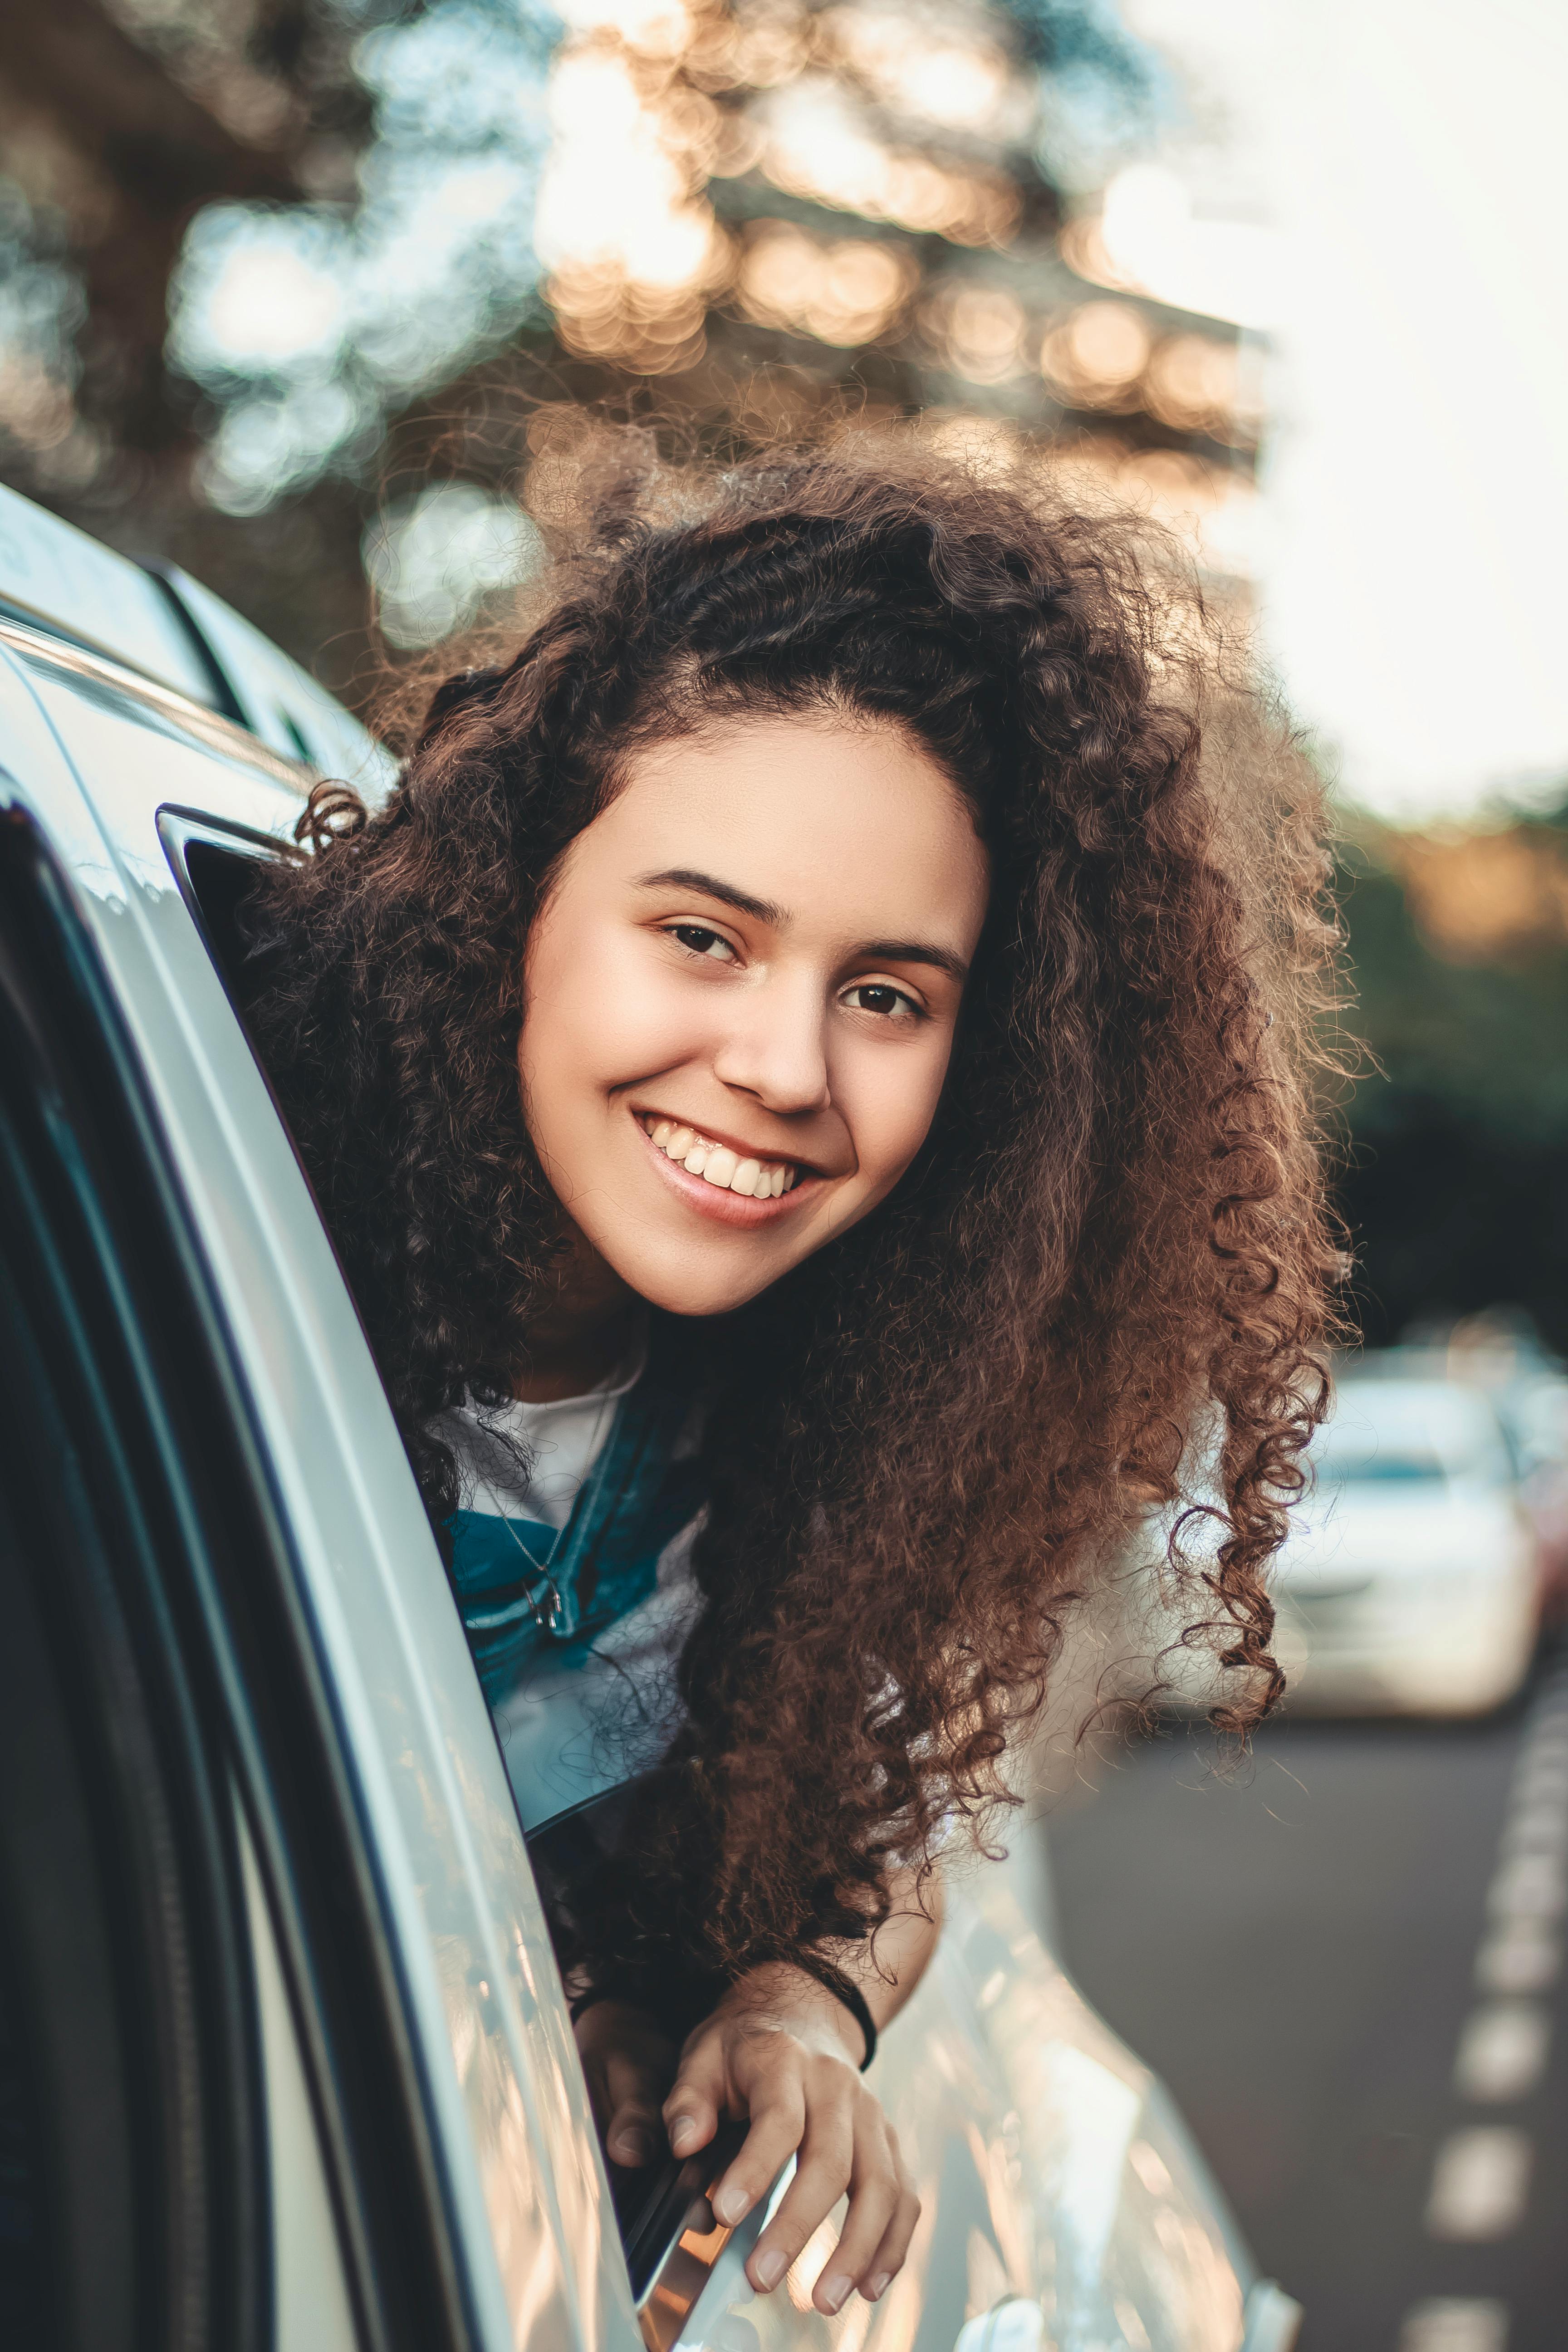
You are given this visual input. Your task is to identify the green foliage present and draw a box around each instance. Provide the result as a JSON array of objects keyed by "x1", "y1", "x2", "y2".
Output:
[
  {"x1": 1333, "y1": 812, "x2": 1568, "y2": 1350},
  {"x1": 1340, "y1": 833, "x2": 1568, "y2": 1145}
]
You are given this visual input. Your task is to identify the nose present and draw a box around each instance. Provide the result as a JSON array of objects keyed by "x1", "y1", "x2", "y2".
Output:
[{"x1": 710, "y1": 966, "x2": 831, "y2": 1115}]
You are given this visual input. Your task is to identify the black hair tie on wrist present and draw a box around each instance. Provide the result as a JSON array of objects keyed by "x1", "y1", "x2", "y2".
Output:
[
  {"x1": 569, "y1": 1962, "x2": 877, "y2": 2070},
  {"x1": 791, "y1": 1955, "x2": 877, "y2": 2072}
]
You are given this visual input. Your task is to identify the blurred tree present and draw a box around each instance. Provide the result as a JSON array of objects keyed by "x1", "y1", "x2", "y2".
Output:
[
  {"x1": 0, "y1": 0, "x2": 300, "y2": 458},
  {"x1": 1335, "y1": 805, "x2": 1568, "y2": 1353},
  {"x1": 0, "y1": 0, "x2": 1249, "y2": 698}
]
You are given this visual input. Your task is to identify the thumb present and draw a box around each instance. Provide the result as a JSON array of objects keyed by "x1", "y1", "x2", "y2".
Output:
[{"x1": 663, "y1": 2032, "x2": 727, "y2": 2160}]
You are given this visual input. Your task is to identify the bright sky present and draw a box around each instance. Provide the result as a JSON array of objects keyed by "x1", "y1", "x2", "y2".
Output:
[{"x1": 1121, "y1": 0, "x2": 1568, "y2": 821}]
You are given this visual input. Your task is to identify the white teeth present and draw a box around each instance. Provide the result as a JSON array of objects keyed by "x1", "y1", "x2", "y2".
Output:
[{"x1": 642, "y1": 1115, "x2": 799, "y2": 1199}]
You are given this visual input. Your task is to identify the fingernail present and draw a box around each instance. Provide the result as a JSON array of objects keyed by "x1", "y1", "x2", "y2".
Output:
[
  {"x1": 668, "y1": 2115, "x2": 697, "y2": 2152},
  {"x1": 714, "y1": 2184, "x2": 750, "y2": 2225},
  {"x1": 818, "y1": 2274, "x2": 852, "y2": 2314},
  {"x1": 752, "y1": 2248, "x2": 787, "y2": 2292},
  {"x1": 614, "y1": 2129, "x2": 652, "y2": 2164},
  {"x1": 867, "y1": 2274, "x2": 893, "y2": 2303}
]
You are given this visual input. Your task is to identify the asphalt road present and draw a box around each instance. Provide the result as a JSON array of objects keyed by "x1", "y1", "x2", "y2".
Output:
[{"x1": 1043, "y1": 1651, "x2": 1568, "y2": 2352}]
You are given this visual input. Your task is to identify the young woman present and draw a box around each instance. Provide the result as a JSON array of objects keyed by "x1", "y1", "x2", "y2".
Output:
[{"x1": 242, "y1": 444, "x2": 1338, "y2": 2315}]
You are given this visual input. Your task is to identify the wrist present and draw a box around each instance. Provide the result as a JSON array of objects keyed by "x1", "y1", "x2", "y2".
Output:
[
  {"x1": 727, "y1": 1959, "x2": 871, "y2": 2068},
  {"x1": 795, "y1": 1965, "x2": 871, "y2": 2065}
]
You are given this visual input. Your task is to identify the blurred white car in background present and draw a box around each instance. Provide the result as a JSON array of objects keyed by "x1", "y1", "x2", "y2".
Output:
[
  {"x1": 1268, "y1": 1377, "x2": 1539, "y2": 1717},
  {"x1": 1506, "y1": 1370, "x2": 1568, "y2": 1622}
]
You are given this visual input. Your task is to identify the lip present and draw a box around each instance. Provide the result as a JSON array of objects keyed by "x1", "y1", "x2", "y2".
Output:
[
  {"x1": 633, "y1": 1105, "x2": 827, "y2": 1178},
  {"x1": 632, "y1": 1110, "x2": 825, "y2": 1228}
]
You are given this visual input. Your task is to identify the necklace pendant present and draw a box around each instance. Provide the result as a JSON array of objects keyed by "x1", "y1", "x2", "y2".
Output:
[{"x1": 542, "y1": 1578, "x2": 578, "y2": 1638}]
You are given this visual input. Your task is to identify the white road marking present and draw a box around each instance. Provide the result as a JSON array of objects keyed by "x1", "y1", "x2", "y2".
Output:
[
  {"x1": 1397, "y1": 2301, "x2": 1509, "y2": 2352},
  {"x1": 1474, "y1": 1920, "x2": 1562, "y2": 1996},
  {"x1": 1512, "y1": 1772, "x2": 1568, "y2": 1815},
  {"x1": 1402, "y1": 1676, "x2": 1568, "y2": 2330},
  {"x1": 1425, "y1": 2127, "x2": 1532, "y2": 2240},
  {"x1": 1485, "y1": 1851, "x2": 1565, "y2": 1921},
  {"x1": 1498, "y1": 1801, "x2": 1568, "y2": 1855},
  {"x1": 1451, "y1": 2002, "x2": 1551, "y2": 2102}
]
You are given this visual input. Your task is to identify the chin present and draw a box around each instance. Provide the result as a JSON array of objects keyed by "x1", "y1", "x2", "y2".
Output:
[
  {"x1": 603, "y1": 1244, "x2": 786, "y2": 1321},
  {"x1": 635, "y1": 1270, "x2": 779, "y2": 1319}
]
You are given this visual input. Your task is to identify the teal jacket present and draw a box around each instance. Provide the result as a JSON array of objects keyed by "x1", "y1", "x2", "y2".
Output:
[{"x1": 446, "y1": 1357, "x2": 702, "y2": 1706}]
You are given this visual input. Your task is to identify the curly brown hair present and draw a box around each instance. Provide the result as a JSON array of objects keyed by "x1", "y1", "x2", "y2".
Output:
[{"x1": 241, "y1": 438, "x2": 1342, "y2": 1996}]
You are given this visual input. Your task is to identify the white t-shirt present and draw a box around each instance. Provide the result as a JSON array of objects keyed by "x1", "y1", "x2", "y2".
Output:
[{"x1": 440, "y1": 1344, "x2": 645, "y2": 1531}]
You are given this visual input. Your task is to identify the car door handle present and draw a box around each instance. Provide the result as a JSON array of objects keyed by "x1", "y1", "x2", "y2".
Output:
[{"x1": 617, "y1": 2119, "x2": 752, "y2": 2352}]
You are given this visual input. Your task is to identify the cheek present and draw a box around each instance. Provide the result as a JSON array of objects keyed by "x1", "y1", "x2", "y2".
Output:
[
  {"x1": 843, "y1": 1035, "x2": 956, "y2": 1192},
  {"x1": 519, "y1": 920, "x2": 707, "y2": 1120}
]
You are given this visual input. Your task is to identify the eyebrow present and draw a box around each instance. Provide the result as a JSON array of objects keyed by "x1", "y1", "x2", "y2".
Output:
[
  {"x1": 636, "y1": 867, "x2": 783, "y2": 923},
  {"x1": 857, "y1": 937, "x2": 970, "y2": 984},
  {"x1": 636, "y1": 868, "x2": 970, "y2": 984}
]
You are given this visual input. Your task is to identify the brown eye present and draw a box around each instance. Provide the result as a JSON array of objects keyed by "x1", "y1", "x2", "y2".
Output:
[
  {"x1": 843, "y1": 983, "x2": 920, "y2": 1021},
  {"x1": 670, "y1": 925, "x2": 736, "y2": 962}
]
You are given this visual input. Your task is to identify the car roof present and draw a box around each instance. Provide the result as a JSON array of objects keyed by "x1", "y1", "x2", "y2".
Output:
[{"x1": 0, "y1": 481, "x2": 392, "y2": 798}]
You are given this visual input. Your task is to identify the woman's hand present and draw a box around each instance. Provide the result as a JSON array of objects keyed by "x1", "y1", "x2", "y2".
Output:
[
  {"x1": 574, "y1": 1874, "x2": 938, "y2": 2309},
  {"x1": 668, "y1": 1963, "x2": 919, "y2": 2311},
  {"x1": 573, "y1": 1966, "x2": 919, "y2": 2309}
]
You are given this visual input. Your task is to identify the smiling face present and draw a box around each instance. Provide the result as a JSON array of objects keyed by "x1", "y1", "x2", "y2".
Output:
[{"x1": 517, "y1": 710, "x2": 990, "y2": 1319}]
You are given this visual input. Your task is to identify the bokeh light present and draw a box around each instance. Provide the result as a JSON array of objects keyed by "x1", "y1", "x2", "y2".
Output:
[
  {"x1": 1039, "y1": 297, "x2": 1152, "y2": 406},
  {"x1": 736, "y1": 222, "x2": 916, "y2": 347},
  {"x1": 758, "y1": 78, "x2": 1021, "y2": 245},
  {"x1": 1061, "y1": 159, "x2": 1280, "y2": 329},
  {"x1": 818, "y1": 5, "x2": 1023, "y2": 137},
  {"x1": 0, "y1": 180, "x2": 91, "y2": 486},
  {"x1": 362, "y1": 481, "x2": 546, "y2": 647},
  {"x1": 167, "y1": 0, "x2": 557, "y2": 512},
  {"x1": 922, "y1": 280, "x2": 1029, "y2": 383}
]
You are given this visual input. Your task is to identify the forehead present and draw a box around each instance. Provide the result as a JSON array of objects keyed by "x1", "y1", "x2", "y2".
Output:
[{"x1": 585, "y1": 712, "x2": 990, "y2": 947}]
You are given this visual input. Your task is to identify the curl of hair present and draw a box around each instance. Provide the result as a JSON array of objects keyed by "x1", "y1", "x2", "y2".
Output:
[{"x1": 241, "y1": 441, "x2": 1343, "y2": 1995}]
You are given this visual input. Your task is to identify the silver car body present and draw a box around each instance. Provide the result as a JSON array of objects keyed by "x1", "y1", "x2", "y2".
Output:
[{"x1": 0, "y1": 482, "x2": 1298, "y2": 2352}]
